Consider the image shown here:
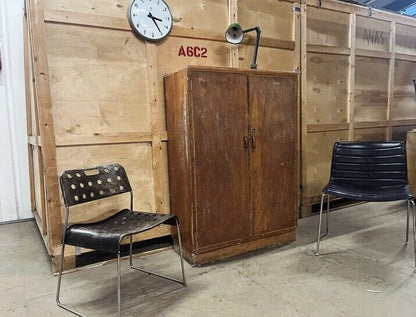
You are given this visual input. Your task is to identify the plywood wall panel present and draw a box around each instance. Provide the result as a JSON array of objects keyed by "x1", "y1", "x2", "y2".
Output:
[
  {"x1": 307, "y1": 7, "x2": 349, "y2": 47},
  {"x1": 354, "y1": 127, "x2": 387, "y2": 141},
  {"x1": 305, "y1": 130, "x2": 348, "y2": 197},
  {"x1": 306, "y1": 53, "x2": 349, "y2": 125},
  {"x1": 238, "y1": 46, "x2": 294, "y2": 71},
  {"x1": 237, "y1": 0, "x2": 293, "y2": 41},
  {"x1": 355, "y1": 16, "x2": 390, "y2": 52},
  {"x1": 354, "y1": 57, "x2": 389, "y2": 122},
  {"x1": 44, "y1": 0, "x2": 130, "y2": 19},
  {"x1": 395, "y1": 24, "x2": 416, "y2": 55},
  {"x1": 45, "y1": 24, "x2": 150, "y2": 143},
  {"x1": 392, "y1": 60, "x2": 416, "y2": 120}
]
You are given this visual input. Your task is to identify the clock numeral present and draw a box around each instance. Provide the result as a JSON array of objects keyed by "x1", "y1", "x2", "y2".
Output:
[
  {"x1": 164, "y1": 25, "x2": 168, "y2": 29},
  {"x1": 152, "y1": 32, "x2": 154, "y2": 37},
  {"x1": 157, "y1": 0, "x2": 160, "y2": 4},
  {"x1": 149, "y1": 6, "x2": 152, "y2": 10},
  {"x1": 134, "y1": 3, "x2": 138, "y2": 7},
  {"x1": 133, "y1": 13, "x2": 137, "y2": 17},
  {"x1": 136, "y1": 23, "x2": 140, "y2": 28},
  {"x1": 144, "y1": 29, "x2": 146, "y2": 34},
  {"x1": 163, "y1": 7, "x2": 167, "y2": 11},
  {"x1": 165, "y1": 17, "x2": 170, "y2": 21}
]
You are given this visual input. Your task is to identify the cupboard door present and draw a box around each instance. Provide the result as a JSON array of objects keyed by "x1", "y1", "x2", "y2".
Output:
[
  {"x1": 249, "y1": 75, "x2": 298, "y2": 234},
  {"x1": 191, "y1": 72, "x2": 250, "y2": 249}
]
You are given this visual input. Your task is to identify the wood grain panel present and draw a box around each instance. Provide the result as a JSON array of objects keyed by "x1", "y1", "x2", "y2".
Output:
[
  {"x1": 354, "y1": 57, "x2": 389, "y2": 122},
  {"x1": 306, "y1": 53, "x2": 349, "y2": 125},
  {"x1": 395, "y1": 24, "x2": 416, "y2": 55},
  {"x1": 237, "y1": 46, "x2": 294, "y2": 72},
  {"x1": 237, "y1": 0, "x2": 293, "y2": 41},
  {"x1": 355, "y1": 16, "x2": 390, "y2": 52},
  {"x1": 354, "y1": 127, "x2": 387, "y2": 141},
  {"x1": 392, "y1": 60, "x2": 416, "y2": 121},
  {"x1": 307, "y1": 7, "x2": 349, "y2": 48},
  {"x1": 250, "y1": 74, "x2": 298, "y2": 234},
  {"x1": 305, "y1": 130, "x2": 348, "y2": 197},
  {"x1": 191, "y1": 71, "x2": 250, "y2": 248},
  {"x1": 45, "y1": 23, "x2": 150, "y2": 143}
]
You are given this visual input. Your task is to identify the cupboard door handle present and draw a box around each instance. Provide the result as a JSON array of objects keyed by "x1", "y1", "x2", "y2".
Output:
[
  {"x1": 251, "y1": 136, "x2": 256, "y2": 151},
  {"x1": 243, "y1": 136, "x2": 249, "y2": 149}
]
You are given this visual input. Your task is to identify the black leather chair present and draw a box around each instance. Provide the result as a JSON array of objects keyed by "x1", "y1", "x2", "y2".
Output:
[
  {"x1": 57, "y1": 164, "x2": 186, "y2": 317},
  {"x1": 315, "y1": 141, "x2": 416, "y2": 266}
]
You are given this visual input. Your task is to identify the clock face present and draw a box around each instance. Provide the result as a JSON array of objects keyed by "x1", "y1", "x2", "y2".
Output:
[{"x1": 128, "y1": 0, "x2": 173, "y2": 42}]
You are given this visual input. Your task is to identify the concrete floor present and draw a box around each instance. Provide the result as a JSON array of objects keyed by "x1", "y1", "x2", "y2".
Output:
[{"x1": 1, "y1": 201, "x2": 416, "y2": 317}]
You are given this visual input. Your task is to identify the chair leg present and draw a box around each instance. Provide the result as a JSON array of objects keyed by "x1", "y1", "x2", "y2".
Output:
[
  {"x1": 129, "y1": 224, "x2": 186, "y2": 285},
  {"x1": 411, "y1": 199, "x2": 416, "y2": 270},
  {"x1": 56, "y1": 241, "x2": 86, "y2": 317},
  {"x1": 406, "y1": 199, "x2": 410, "y2": 244},
  {"x1": 117, "y1": 250, "x2": 121, "y2": 317},
  {"x1": 315, "y1": 193, "x2": 328, "y2": 256}
]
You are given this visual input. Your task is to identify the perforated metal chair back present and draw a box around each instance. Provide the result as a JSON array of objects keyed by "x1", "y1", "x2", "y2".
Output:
[
  {"x1": 56, "y1": 163, "x2": 186, "y2": 317},
  {"x1": 59, "y1": 164, "x2": 132, "y2": 208}
]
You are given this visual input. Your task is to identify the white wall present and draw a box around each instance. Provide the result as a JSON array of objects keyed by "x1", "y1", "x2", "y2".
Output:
[{"x1": 0, "y1": 0, "x2": 31, "y2": 222}]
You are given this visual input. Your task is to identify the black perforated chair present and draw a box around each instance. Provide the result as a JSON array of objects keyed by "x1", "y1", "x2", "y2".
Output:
[
  {"x1": 57, "y1": 164, "x2": 186, "y2": 317},
  {"x1": 315, "y1": 141, "x2": 416, "y2": 266}
]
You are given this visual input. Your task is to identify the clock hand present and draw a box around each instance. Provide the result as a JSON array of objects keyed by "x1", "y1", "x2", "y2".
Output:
[
  {"x1": 147, "y1": 12, "x2": 162, "y2": 34},
  {"x1": 147, "y1": 12, "x2": 163, "y2": 22}
]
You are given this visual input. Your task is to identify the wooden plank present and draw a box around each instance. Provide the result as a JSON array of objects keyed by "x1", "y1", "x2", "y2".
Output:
[
  {"x1": 387, "y1": 22, "x2": 396, "y2": 141},
  {"x1": 307, "y1": 44, "x2": 350, "y2": 55},
  {"x1": 27, "y1": 0, "x2": 61, "y2": 248},
  {"x1": 24, "y1": 11, "x2": 37, "y2": 212},
  {"x1": 392, "y1": 119, "x2": 416, "y2": 127},
  {"x1": 395, "y1": 23, "x2": 416, "y2": 56},
  {"x1": 354, "y1": 121, "x2": 389, "y2": 128},
  {"x1": 355, "y1": 49, "x2": 390, "y2": 59},
  {"x1": 228, "y1": 0, "x2": 239, "y2": 68},
  {"x1": 354, "y1": 127, "x2": 388, "y2": 141},
  {"x1": 347, "y1": 13, "x2": 356, "y2": 140},
  {"x1": 306, "y1": 123, "x2": 350, "y2": 133},
  {"x1": 396, "y1": 53, "x2": 416, "y2": 62}
]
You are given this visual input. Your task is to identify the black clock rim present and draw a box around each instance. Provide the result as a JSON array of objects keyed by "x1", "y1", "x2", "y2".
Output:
[{"x1": 127, "y1": 0, "x2": 173, "y2": 42}]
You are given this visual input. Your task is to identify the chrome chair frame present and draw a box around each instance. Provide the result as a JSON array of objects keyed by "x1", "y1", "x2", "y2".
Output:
[
  {"x1": 315, "y1": 141, "x2": 416, "y2": 269},
  {"x1": 56, "y1": 165, "x2": 186, "y2": 317}
]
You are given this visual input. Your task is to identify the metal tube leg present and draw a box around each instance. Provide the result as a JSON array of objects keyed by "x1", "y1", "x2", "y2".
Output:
[
  {"x1": 117, "y1": 251, "x2": 121, "y2": 317},
  {"x1": 326, "y1": 194, "x2": 330, "y2": 236},
  {"x1": 406, "y1": 200, "x2": 410, "y2": 244},
  {"x1": 175, "y1": 218, "x2": 186, "y2": 286},
  {"x1": 129, "y1": 235, "x2": 133, "y2": 267},
  {"x1": 315, "y1": 193, "x2": 326, "y2": 256},
  {"x1": 411, "y1": 200, "x2": 416, "y2": 270},
  {"x1": 56, "y1": 241, "x2": 66, "y2": 306}
]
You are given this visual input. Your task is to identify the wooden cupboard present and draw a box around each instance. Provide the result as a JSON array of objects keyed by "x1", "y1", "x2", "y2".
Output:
[{"x1": 164, "y1": 66, "x2": 298, "y2": 265}]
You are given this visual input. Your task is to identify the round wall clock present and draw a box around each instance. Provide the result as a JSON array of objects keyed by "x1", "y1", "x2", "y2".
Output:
[{"x1": 128, "y1": 0, "x2": 173, "y2": 42}]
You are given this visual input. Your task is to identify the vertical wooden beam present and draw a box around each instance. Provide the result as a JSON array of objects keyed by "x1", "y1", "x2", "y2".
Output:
[
  {"x1": 300, "y1": 3, "x2": 309, "y2": 218},
  {"x1": 292, "y1": 2, "x2": 301, "y2": 72},
  {"x1": 228, "y1": 0, "x2": 239, "y2": 68},
  {"x1": 387, "y1": 21, "x2": 396, "y2": 141},
  {"x1": 347, "y1": 13, "x2": 356, "y2": 141},
  {"x1": 26, "y1": 0, "x2": 61, "y2": 248},
  {"x1": 23, "y1": 9, "x2": 36, "y2": 213},
  {"x1": 146, "y1": 42, "x2": 166, "y2": 214}
]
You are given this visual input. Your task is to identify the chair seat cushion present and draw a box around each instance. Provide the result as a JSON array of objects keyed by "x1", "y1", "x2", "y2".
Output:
[
  {"x1": 324, "y1": 182, "x2": 414, "y2": 202},
  {"x1": 65, "y1": 209, "x2": 177, "y2": 253}
]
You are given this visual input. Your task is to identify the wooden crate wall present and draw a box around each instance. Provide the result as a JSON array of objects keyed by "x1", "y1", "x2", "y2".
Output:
[
  {"x1": 301, "y1": 0, "x2": 416, "y2": 217},
  {"x1": 24, "y1": 0, "x2": 299, "y2": 271}
]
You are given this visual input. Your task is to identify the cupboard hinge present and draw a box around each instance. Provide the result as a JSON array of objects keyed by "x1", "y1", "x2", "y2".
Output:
[{"x1": 190, "y1": 79, "x2": 193, "y2": 92}]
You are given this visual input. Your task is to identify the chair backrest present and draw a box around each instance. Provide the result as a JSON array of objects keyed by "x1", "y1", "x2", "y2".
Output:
[
  {"x1": 330, "y1": 141, "x2": 408, "y2": 187},
  {"x1": 59, "y1": 164, "x2": 132, "y2": 207}
]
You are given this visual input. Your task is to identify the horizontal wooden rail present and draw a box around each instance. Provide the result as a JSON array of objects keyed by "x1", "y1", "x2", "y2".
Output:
[
  {"x1": 44, "y1": 9, "x2": 295, "y2": 50},
  {"x1": 54, "y1": 131, "x2": 168, "y2": 147}
]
